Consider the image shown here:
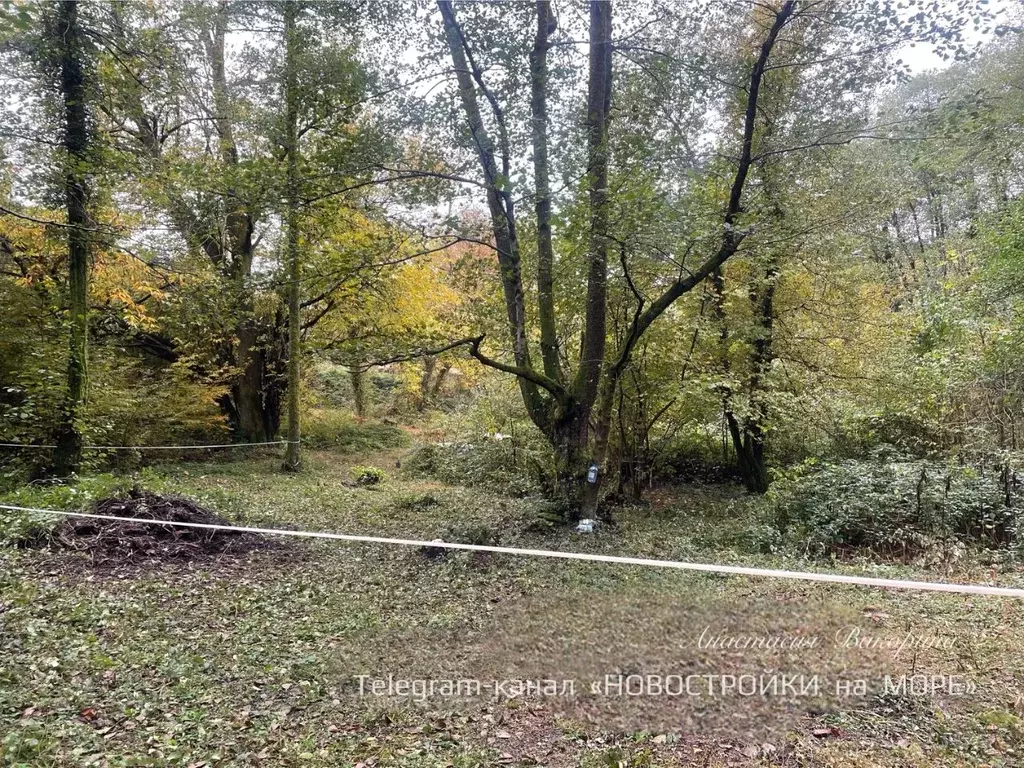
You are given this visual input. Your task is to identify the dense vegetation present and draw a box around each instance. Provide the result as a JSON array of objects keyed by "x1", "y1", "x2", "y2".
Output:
[{"x1": 2, "y1": 0, "x2": 1023, "y2": 518}]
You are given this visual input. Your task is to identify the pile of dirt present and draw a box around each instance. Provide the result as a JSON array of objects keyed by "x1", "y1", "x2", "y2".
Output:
[{"x1": 53, "y1": 489, "x2": 274, "y2": 564}]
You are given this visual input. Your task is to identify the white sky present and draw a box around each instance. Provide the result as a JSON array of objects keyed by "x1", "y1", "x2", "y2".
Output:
[{"x1": 901, "y1": 0, "x2": 1016, "y2": 73}]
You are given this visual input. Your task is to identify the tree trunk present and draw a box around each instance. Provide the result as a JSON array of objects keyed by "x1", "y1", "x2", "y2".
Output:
[
  {"x1": 438, "y1": 0, "x2": 549, "y2": 429},
  {"x1": 714, "y1": 261, "x2": 776, "y2": 495},
  {"x1": 430, "y1": 362, "x2": 451, "y2": 401},
  {"x1": 229, "y1": 319, "x2": 282, "y2": 442},
  {"x1": 418, "y1": 356, "x2": 437, "y2": 411},
  {"x1": 575, "y1": 0, "x2": 612, "y2": 421},
  {"x1": 417, "y1": 356, "x2": 451, "y2": 411},
  {"x1": 282, "y1": 0, "x2": 302, "y2": 471},
  {"x1": 548, "y1": 411, "x2": 589, "y2": 509},
  {"x1": 725, "y1": 411, "x2": 769, "y2": 493},
  {"x1": 581, "y1": 370, "x2": 616, "y2": 517},
  {"x1": 530, "y1": 0, "x2": 561, "y2": 382},
  {"x1": 350, "y1": 366, "x2": 366, "y2": 419},
  {"x1": 740, "y1": 262, "x2": 777, "y2": 494},
  {"x1": 53, "y1": 0, "x2": 90, "y2": 478},
  {"x1": 573, "y1": 0, "x2": 613, "y2": 517}
]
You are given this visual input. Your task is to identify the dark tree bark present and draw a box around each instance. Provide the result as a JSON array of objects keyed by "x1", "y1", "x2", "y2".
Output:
[
  {"x1": 530, "y1": 0, "x2": 561, "y2": 383},
  {"x1": 438, "y1": 0, "x2": 552, "y2": 429},
  {"x1": 712, "y1": 263, "x2": 776, "y2": 495},
  {"x1": 282, "y1": 0, "x2": 302, "y2": 471},
  {"x1": 52, "y1": 0, "x2": 90, "y2": 477},
  {"x1": 578, "y1": 0, "x2": 613, "y2": 516},
  {"x1": 418, "y1": 355, "x2": 436, "y2": 411}
]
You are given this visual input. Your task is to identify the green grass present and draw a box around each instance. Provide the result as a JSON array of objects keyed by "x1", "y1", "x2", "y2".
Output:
[{"x1": 2, "y1": 449, "x2": 1023, "y2": 766}]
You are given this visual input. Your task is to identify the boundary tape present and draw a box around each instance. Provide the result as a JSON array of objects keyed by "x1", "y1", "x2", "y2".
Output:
[{"x1": 2, "y1": 503, "x2": 1023, "y2": 598}]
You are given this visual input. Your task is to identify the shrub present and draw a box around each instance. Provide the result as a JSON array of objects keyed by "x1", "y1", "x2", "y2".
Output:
[
  {"x1": 444, "y1": 521, "x2": 499, "y2": 546},
  {"x1": 768, "y1": 457, "x2": 1017, "y2": 558},
  {"x1": 834, "y1": 411, "x2": 951, "y2": 459},
  {"x1": 308, "y1": 364, "x2": 353, "y2": 409},
  {"x1": 0, "y1": 473, "x2": 132, "y2": 546},
  {"x1": 402, "y1": 437, "x2": 544, "y2": 497},
  {"x1": 302, "y1": 409, "x2": 410, "y2": 453},
  {"x1": 351, "y1": 465, "x2": 385, "y2": 486}
]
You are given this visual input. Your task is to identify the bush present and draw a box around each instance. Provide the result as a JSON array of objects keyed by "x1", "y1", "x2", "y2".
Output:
[
  {"x1": 403, "y1": 437, "x2": 544, "y2": 497},
  {"x1": 308, "y1": 364, "x2": 353, "y2": 409},
  {"x1": 351, "y1": 465, "x2": 385, "y2": 486},
  {"x1": 834, "y1": 412, "x2": 952, "y2": 459},
  {"x1": 768, "y1": 457, "x2": 1017, "y2": 558},
  {"x1": 302, "y1": 409, "x2": 410, "y2": 453},
  {"x1": 0, "y1": 473, "x2": 132, "y2": 546}
]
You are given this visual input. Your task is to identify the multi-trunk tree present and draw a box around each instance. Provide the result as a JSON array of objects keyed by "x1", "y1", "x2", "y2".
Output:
[
  {"x1": 437, "y1": 0, "x2": 795, "y2": 510},
  {"x1": 434, "y1": 0, "x2": 983, "y2": 509}
]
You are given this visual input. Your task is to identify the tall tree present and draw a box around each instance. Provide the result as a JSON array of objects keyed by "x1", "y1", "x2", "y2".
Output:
[
  {"x1": 433, "y1": 0, "x2": 978, "y2": 512},
  {"x1": 281, "y1": 0, "x2": 302, "y2": 471},
  {"x1": 438, "y1": 0, "x2": 795, "y2": 512},
  {"x1": 51, "y1": 0, "x2": 91, "y2": 476},
  {"x1": 98, "y1": 0, "x2": 375, "y2": 444}
]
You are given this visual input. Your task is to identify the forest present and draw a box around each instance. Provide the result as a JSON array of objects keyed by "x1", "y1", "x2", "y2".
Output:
[{"x1": 2, "y1": 0, "x2": 1024, "y2": 766}]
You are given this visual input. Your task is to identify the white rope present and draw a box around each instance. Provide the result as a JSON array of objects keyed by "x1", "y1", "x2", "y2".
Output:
[
  {"x1": 2, "y1": 503, "x2": 1023, "y2": 598},
  {"x1": 0, "y1": 441, "x2": 294, "y2": 450}
]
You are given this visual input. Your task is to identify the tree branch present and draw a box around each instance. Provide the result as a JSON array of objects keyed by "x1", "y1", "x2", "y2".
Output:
[{"x1": 608, "y1": 0, "x2": 797, "y2": 376}]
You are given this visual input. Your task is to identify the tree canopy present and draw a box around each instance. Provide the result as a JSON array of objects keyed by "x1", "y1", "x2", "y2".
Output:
[{"x1": 0, "y1": 0, "x2": 1022, "y2": 510}]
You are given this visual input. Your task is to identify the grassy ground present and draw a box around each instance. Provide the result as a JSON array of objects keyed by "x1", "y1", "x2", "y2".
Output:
[{"x1": 2, "y1": 446, "x2": 1023, "y2": 767}]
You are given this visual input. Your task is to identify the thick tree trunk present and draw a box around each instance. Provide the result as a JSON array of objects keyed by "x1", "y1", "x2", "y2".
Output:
[
  {"x1": 573, "y1": 0, "x2": 613, "y2": 517},
  {"x1": 726, "y1": 411, "x2": 769, "y2": 493},
  {"x1": 576, "y1": 0, "x2": 612, "y2": 420},
  {"x1": 740, "y1": 262, "x2": 777, "y2": 494},
  {"x1": 282, "y1": 0, "x2": 302, "y2": 471},
  {"x1": 229, "y1": 319, "x2": 282, "y2": 442},
  {"x1": 53, "y1": 0, "x2": 90, "y2": 477},
  {"x1": 548, "y1": 411, "x2": 589, "y2": 508},
  {"x1": 581, "y1": 370, "x2": 616, "y2": 516}
]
